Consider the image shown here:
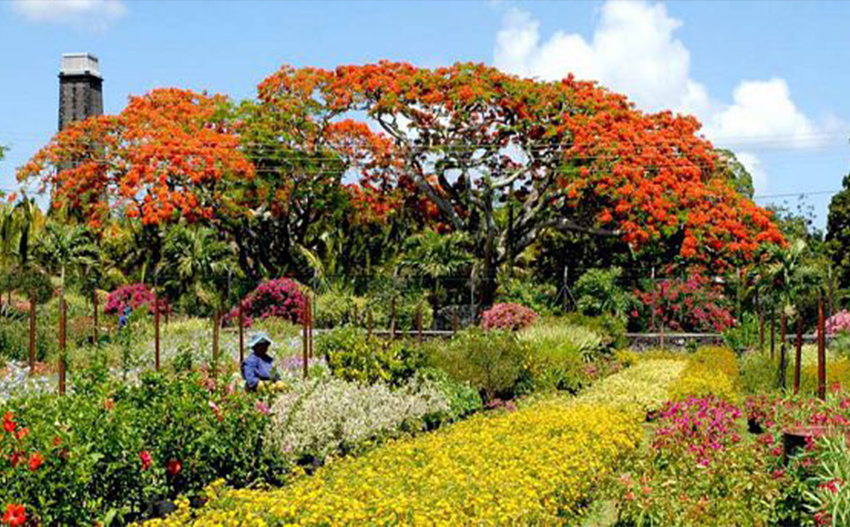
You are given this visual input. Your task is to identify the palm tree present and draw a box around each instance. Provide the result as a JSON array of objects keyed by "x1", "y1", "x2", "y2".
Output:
[
  {"x1": 162, "y1": 224, "x2": 241, "y2": 368},
  {"x1": 399, "y1": 230, "x2": 472, "y2": 326}
]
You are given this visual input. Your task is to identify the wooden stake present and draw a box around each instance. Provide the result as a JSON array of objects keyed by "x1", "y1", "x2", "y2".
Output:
[
  {"x1": 92, "y1": 290, "x2": 99, "y2": 345},
  {"x1": 416, "y1": 307, "x2": 423, "y2": 345},
  {"x1": 29, "y1": 291, "x2": 36, "y2": 375},
  {"x1": 154, "y1": 291, "x2": 161, "y2": 371},
  {"x1": 59, "y1": 296, "x2": 66, "y2": 396},
  {"x1": 238, "y1": 301, "x2": 245, "y2": 365},
  {"x1": 794, "y1": 316, "x2": 803, "y2": 395},
  {"x1": 770, "y1": 313, "x2": 776, "y2": 361},
  {"x1": 390, "y1": 295, "x2": 397, "y2": 340},
  {"x1": 302, "y1": 295, "x2": 309, "y2": 379},
  {"x1": 367, "y1": 309, "x2": 373, "y2": 340},
  {"x1": 212, "y1": 310, "x2": 220, "y2": 378},
  {"x1": 818, "y1": 295, "x2": 827, "y2": 400}
]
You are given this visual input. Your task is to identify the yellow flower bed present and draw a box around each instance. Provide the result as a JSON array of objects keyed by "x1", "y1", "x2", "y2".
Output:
[{"x1": 144, "y1": 402, "x2": 641, "y2": 526}]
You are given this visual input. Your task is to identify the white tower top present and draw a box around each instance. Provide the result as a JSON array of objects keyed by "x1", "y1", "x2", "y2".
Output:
[{"x1": 60, "y1": 53, "x2": 101, "y2": 78}]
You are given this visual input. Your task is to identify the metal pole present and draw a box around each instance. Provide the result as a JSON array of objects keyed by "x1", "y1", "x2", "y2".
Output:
[{"x1": 818, "y1": 295, "x2": 827, "y2": 400}]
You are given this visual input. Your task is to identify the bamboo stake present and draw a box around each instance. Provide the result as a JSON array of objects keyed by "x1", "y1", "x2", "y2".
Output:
[
  {"x1": 154, "y1": 291, "x2": 161, "y2": 371},
  {"x1": 818, "y1": 295, "x2": 827, "y2": 400},
  {"x1": 794, "y1": 316, "x2": 803, "y2": 395}
]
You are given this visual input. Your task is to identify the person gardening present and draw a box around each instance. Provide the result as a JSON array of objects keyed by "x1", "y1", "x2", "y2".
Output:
[{"x1": 242, "y1": 332, "x2": 280, "y2": 391}]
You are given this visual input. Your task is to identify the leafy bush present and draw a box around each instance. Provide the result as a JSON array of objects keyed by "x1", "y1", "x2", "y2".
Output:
[
  {"x1": 411, "y1": 367, "x2": 482, "y2": 423},
  {"x1": 636, "y1": 274, "x2": 735, "y2": 333},
  {"x1": 316, "y1": 328, "x2": 424, "y2": 386},
  {"x1": 495, "y1": 277, "x2": 558, "y2": 316},
  {"x1": 227, "y1": 278, "x2": 305, "y2": 327},
  {"x1": 156, "y1": 402, "x2": 641, "y2": 526},
  {"x1": 561, "y1": 312, "x2": 628, "y2": 350},
  {"x1": 723, "y1": 312, "x2": 761, "y2": 353},
  {"x1": 480, "y1": 302, "x2": 537, "y2": 331},
  {"x1": 573, "y1": 267, "x2": 636, "y2": 320},
  {"x1": 265, "y1": 376, "x2": 449, "y2": 464},
  {"x1": 519, "y1": 323, "x2": 607, "y2": 393},
  {"x1": 425, "y1": 328, "x2": 530, "y2": 401},
  {"x1": 740, "y1": 350, "x2": 777, "y2": 395},
  {"x1": 313, "y1": 289, "x2": 360, "y2": 328},
  {"x1": 0, "y1": 369, "x2": 284, "y2": 525}
]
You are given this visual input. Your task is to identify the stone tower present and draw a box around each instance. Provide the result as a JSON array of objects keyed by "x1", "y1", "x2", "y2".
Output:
[{"x1": 58, "y1": 53, "x2": 103, "y2": 131}]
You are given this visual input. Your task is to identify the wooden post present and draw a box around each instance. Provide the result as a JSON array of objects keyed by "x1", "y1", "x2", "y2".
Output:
[
  {"x1": 367, "y1": 309, "x2": 373, "y2": 340},
  {"x1": 212, "y1": 310, "x2": 220, "y2": 378},
  {"x1": 758, "y1": 307, "x2": 765, "y2": 351},
  {"x1": 390, "y1": 294, "x2": 397, "y2": 340},
  {"x1": 154, "y1": 291, "x2": 161, "y2": 371},
  {"x1": 92, "y1": 290, "x2": 99, "y2": 345},
  {"x1": 59, "y1": 296, "x2": 66, "y2": 396},
  {"x1": 818, "y1": 295, "x2": 827, "y2": 400},
  {"x1": 29, "y1": 291, "x2": 36, "y2": 375},
  {"x1": 770, "y1": 313, "x2": 776, "y2": 361},
  {"x1": 650, "y1": 267, "x2": 656, "y2": 332},
  {"x1": 660, "y1": 323, "x2": 666, "y2": 350},
  {"x1": 779, "y1": 312, "x2": 787, "y2": 390},
  {"x1": 238, "y1": 301, "x2": 245, "y2": 365},
  {"x1": 794, "y1": 316, "x2": 803, "y2": 395},
  {"x1": 307, "y1": 294, "x2": 313, "y2": 359},
  {"x1": 452, "y1": 312, "x2": 460, "y2": 333},
  {"x1": 353, "y1": 304, "x2": 359, "y2": 328},
  {"x1": 417, "y1": 307, "x2": 423, "y2": 345},
  {"x1": 302, "y1": 295, "x2": 309, "y2": 379}
]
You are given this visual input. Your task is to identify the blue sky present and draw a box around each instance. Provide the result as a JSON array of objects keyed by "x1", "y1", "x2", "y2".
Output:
[{"x1": 1, "y1": 0, "x2": 849, "y2": 228}]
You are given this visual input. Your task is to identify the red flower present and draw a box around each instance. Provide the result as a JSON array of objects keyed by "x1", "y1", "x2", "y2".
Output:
[
  {"x1": 166, "y1": 458, "x2": 182, "y2": 476},
  {"x1": 2, "y1": 504, "x2": 25, "y2": 526},
  {"x1": 28, "y1": 452, "x2": 43, "y2": 472},
  {"x1": 139, "y1": 450, "x2": 152, "y2": 471},
  {"x1": 9, "y1": 453, "x2": 20, "y2": 469},
  {"x1": 15, "y1": 428, "x2": 28, "y2": 441},
  {"x1": 3, "y1": 413, "x2": 15, "y2": 434}
]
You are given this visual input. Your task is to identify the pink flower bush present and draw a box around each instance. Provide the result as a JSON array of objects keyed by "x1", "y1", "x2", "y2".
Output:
[
  {"x1": 826, "y1": 310, "x2": 850, "y2": 337},
  {"x1": 227, "y1": 278, "x2": 305, "y2": 327},
  {"x1": 653, "y1": 396, "x2": 742, "y2": 466},
  {"x1": 480, "y1": 303, "x2": 538, "y2": 331},
  {"x1": 635, "y1": 274, "x2": 734, "y2": 332},
  {"x1": 104, "y1": 284, "x2": 170, "y2": 315}
]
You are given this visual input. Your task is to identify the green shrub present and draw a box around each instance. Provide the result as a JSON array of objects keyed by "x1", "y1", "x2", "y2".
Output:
[
  {"x1": 494, "y1": 277, "x2": 558, "y2": 316},
  {"x1": 316, "y1": 327, "x2": 424, "y2": 386},
  {"x1": 740, "y1": 350, "x2": 778, "y2": 395},
  {"x1": 519, "y1": 322, "x2": 606, "y2": 393},
  {"x1": 413, "y1": 368, "x2": 482, "y2": 422},
  {"x1": 424, "y1": 328, "x2": 530, "y2": 401},
  {"x1": 573, "y1": 267, "x2": 636, "y2": 320},
  {"x1": 560, "y1": 312, "x2": 627, "y2": 350}
]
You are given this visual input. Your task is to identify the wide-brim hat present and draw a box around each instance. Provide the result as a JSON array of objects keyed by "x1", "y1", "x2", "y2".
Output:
[{"x1": 247, "y1": 332, "x2": 274, "y2": 349}]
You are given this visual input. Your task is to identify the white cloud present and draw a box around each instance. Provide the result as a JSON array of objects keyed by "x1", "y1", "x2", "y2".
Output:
[
  {"x1": 706, "y1": 79, "x2": 822, "y2": 149},
  {"x1": 493, "y1": 0, "x2": 839, "y2": 191},
  {"x1": 11, "y1": 0, "x2": 126, "y2": 28},
  {"x1": 494, "y1": 1, "x2": 710, "y2": 117}
]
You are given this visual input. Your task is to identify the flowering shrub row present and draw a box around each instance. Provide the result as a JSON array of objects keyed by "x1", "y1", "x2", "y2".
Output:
[
  {"x1": 266, "y1": 375, "x2": 455, "y2": 463},
  {"x1": 104, "y1": 283, "x2": 170, "y2": 315},
  {"x1": 143, "y1": 402, "x2": 642, "y2": 526},
  {"x1": 635, "y1": 274, "x2": 735, "y2": 332},
  {"x1": 581, "y1": 359, "x2": 687, "y2": 415}
]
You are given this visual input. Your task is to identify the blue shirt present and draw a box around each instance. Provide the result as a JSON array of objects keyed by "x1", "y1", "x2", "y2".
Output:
[{"x1": 242, "y1": 352, "x2": 278, "y2": 390}]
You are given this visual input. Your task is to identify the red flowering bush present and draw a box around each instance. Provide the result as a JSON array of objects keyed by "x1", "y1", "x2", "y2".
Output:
[
  {"x1": 104, "y1": 283, "x2": 170, "y2": 315},
  {"x1": 227, "y1": 278, "x2": 305, "y2": 327},
  {"x1": 2, "y1": 504, "x2": 25, "y2": 526},
  {"x1": 635, "y1": 274, "x2": 734, "y2": 332},
  {"x1": 480, "y1": 303, "x2": 538, "y2": 331},
  {"x1": 653, "y1": 396, "x2": 743, "y2": 466}
]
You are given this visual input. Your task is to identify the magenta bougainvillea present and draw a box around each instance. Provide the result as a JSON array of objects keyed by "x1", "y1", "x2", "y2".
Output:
[
  {"x1": 227, "y1": 278, "x2": 305, "y2": 327},
  {"x1": 480, "y1": 303, "x2": 538, "y2": 331},
  {"x1": 653, "y1": 396, "x2": 743, "y2": 466},
  {"x1": 825, "y1": 310, "x2": 850, "y2": 337},
  {"x1": 635, "y1": 274, "x2": 734, "y2": 333},
  {"x1": 105, "y1": 284, "x2": 154, "y2": 315}
]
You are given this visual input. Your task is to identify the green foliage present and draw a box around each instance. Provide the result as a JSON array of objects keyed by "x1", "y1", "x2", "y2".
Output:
[
  {"x1": 518, "y1": 322, "x2": 608, "y2": 393},
  {"x1": 424, "y1": 328, "x2": 530, "y2": 401},
  {"x1": 561, "y1": 312, "x2": 628, "y2": 350},
  {"x1": 573, "y1": 267, "x2": 636, "y2": 320},
  {"x1": 317, "y1": 327, "x2": 425, "y2": 386},
  {"x1": 495, "y1": 277, "x2": 558, "y2": 316},
  {"x1": 411, "y1": 367, "x2": 482, "y2": 422},
  {"x1": 740, "y1": 350, "x2": 778, "y2": 395},
  {"x1": 828, "y1": 173, "x2": 850, "y2": 290},
  {"x1": 0, "y1": 369, "x2": 284, "y2": 525},
  {"x1": 723, "y1": 312, "x2": 761, "y2": 353}
]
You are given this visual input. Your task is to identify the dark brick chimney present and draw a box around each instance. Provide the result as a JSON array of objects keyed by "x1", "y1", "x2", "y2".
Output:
[{"x1": 59, "y1": 53, "x2": 103, "y2": 131}]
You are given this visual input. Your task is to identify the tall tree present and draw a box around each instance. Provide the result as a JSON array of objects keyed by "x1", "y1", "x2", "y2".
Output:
[
  {"x1": 259, "y1": 62, "x2": 783, "y2": 302},
  {"x1": 827, "y1": 173, "x2": 850, "y2": 289}
]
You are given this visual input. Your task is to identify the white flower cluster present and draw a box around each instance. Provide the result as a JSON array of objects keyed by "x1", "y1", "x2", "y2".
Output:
[
  {"x1": 267, "y1": 377, "x2": 449, "y2": 461},
  {"x1": 0, "y1": 361, "x2": 54, "y2": 401}
]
